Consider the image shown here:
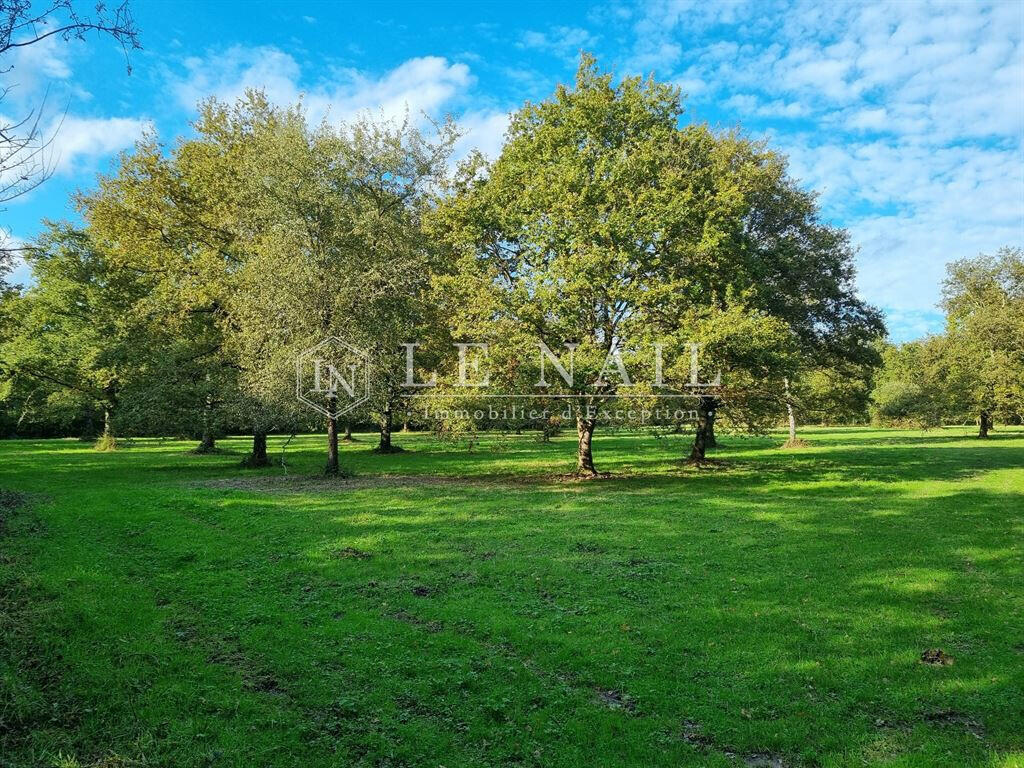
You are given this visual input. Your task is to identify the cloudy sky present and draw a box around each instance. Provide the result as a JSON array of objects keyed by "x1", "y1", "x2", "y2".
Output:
[{"x1": 3, "y1": 0, "x2": 1022, "y2": 341}]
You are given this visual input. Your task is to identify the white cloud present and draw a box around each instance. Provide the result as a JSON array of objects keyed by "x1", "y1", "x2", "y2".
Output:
[
  {"x1": 48, "y1": 115, "x2": 150, "y2": 175},
  {"x1": 1, "y1": 24, "x2": 73, "y2": 111},
  {"x1": 518, "y1": 26, "x2": 597, "y2": 64},
  {"x1": 0, "y1": 112, "x2": 146, "y2": 205},
  {"x1": 780, "y1": 136, "x2": 1023, "y2": 316},
  {"x1": 169, "y1": 47, "x2": 475, "y2": 127},
  {"x1": 622, "y1": 0, "x2": 1024, "y2": 338},
  {"x1": 172, "y1": 46, "x2": 304, "y2": 111},
  {"x1": 167, "y1": 47, "x2": 511, "y2": 172},
  {"x1": 453, "y1": 109, "x2": 510, "y2": 162},
  {"x1": 0, "y1": 17, "x2": 146, "y2": 206},
  {"x1": 723, "y1": 93, "x2": 808, "y2": 119}
]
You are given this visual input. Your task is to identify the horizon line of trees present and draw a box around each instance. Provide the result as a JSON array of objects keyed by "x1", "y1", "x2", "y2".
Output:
[{"x1": 1, "y1": 55, "x2": 1019, "y2": 473}]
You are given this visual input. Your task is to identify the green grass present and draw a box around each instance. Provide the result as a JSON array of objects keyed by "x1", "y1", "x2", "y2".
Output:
[{"x1": 1, "y1": 427, "x2": 1022, "y2": 767}]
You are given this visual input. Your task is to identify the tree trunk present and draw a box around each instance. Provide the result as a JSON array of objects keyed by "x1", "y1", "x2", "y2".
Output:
[
  {"x1": 689, "y1": 397, "x2": 710, "y2": 462},
  {"x1": 576, "y1": 411, "x2": 597, "y2": 475},
  {"x1": 325, "y1": 396, "x2": 339, "y2": 475},
  {"x1": 978, "y1": 410, "x2": 992, "y2": 438},
  {"x1": 784, "y1": 377, "x2": 797, "y2": 443},
  {"x1": 244, "y1": 429, "x2": 269, "y2": 468},
  {"x1": 342, "y1": 422, "x2": 353, "y2": 441},
  {"x1": 95, "y1": 405, "x2": 117, "y2": 450},
  {"x1": 705, "y1": 396, "x2": 718, "y2": 448},
  {"x1": 196, "y1": 391, "x2": 216, "y2": 453},
  {"x1": 378, "y1": 405, "x2": 394, "y2": 452}
]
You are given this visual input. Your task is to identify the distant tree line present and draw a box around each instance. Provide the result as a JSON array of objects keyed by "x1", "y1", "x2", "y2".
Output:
[
  {"x1": 870, "y1": 247, "x2": 1023, "y2": 435},
  {"x1": 2, "y1": 56, "x2": 1014, "y2": 473}
]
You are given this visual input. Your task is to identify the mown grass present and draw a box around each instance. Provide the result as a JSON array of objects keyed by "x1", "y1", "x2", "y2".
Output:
[{"x1": 1, "y1": 427, "x2": 1021, "y2": 767}]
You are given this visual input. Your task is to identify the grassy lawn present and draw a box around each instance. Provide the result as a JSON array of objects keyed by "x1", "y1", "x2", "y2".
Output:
[{"x1": 1, "y1": 427, "x2": 1021, "y2": 767}]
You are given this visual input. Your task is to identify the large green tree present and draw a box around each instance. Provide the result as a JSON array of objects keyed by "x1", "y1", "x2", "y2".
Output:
[
  {"x1": 869, "y1": 337, "x2": 952, "y2": 428},
  {"x1": 0, "y1": 225, "x2": 156, "y2": 446},
  {"x1": 83, "y1": 131, "x2": 239, "y2": 453},
  {"x1": 940, "y1": 247, "x2": 1023, "y2": 436},
  {"x1": 435, "y1": 55, "x2": 881, "y2": 469},
  {"x1": 434, "y1": 56, "x2": 702, "y2": 474}
]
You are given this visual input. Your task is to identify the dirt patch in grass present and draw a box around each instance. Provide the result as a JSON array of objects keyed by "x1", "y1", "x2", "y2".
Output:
[
  {"x1": 166, "y1": 618, "x2": 287, "y2": 697},
  {"x1": 739, "y1": 754, "x2": 787, "y2": 768},
  {"x1": 554, "y1": 470, "x2": 615, "y2": 481},
  {"x1": 0, "y1": 499, "x2": 80, "y2": 758},
  {"x1": 681, "y1": 719, "x2": 712, "y2": 748},
  {"x1": 370, "y1": 444, "x2": 406, "y2": 455},
  {"x1": 920, "y1": 648, "x2": 954, "y2": 666},
  {"x1": 332, "y1": 547, "x2": 372, "y2": 560},
  {"x1": 924, "y1": 710, "x2": 985, "y2": 740},
  {"x1": 0, "y1": 488, "x2": 26, "y2": 511},
  {"x1": 191, "y1": 474, "x2": 516, "y2": 494},
  {"x1": 681, "y1": 457, "x2": 731, "y2": 470},
  {"x1": 389, "y1": 609, "x2": 444, "y2": 633},
  {"x1": 678, "y1": 719, "x2": 788, "y2": 767},
  {"x1": 596, "y1": 689, "x2": 636, "y2": 713}
]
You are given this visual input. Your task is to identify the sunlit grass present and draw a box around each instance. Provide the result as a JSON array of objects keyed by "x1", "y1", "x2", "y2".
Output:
[{"x1": 1, "y1": 426, "x2": 1022, "y2": 766}]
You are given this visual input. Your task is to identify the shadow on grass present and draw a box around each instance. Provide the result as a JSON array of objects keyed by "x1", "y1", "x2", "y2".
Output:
[{"x1": 1, "y1": 428, "x2": 1022, "y2": 766}]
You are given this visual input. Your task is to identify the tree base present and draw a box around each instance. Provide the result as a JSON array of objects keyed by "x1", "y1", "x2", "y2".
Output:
[
  {"x1": 683, "y1": 456, "x2": 728, "y2": 469},
  {"x1": 240, "y1": 454, "x2": 271, "y2": 469},
  {"x1": 780, "y1": 438, "x2": 810, "y2": 449},
  {"x1": 94, "y1": 434, "x2": 117, "y2": 452},
  {"x1": 323, "y1": 464, "x2": 354, "y2": 478},
  {"x1": 557, "y1": 468, "x2": 612, "y2": 481},
  {"x1": 189, "y1": 443, "x2": 222, "y2": 455},
  {"x1": 371, "y1": 444, "x2": 406, "y2": 455}
]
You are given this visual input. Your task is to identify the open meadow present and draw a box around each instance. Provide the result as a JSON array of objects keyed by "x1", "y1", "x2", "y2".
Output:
[{"x1": 1, "y1": 427, "x2": 1021, "y2": 767}]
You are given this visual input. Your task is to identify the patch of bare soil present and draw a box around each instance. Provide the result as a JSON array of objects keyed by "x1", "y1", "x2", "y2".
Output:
[
  {"x1": 191, "y1": 473, "x2": 505, "y2": 494},
  {"x1": 332, "y1": 547, "x2": 372, "y2": 560},
  {"x1": 739, "y1": 754, "x2": 786, "y2": 768},
  {"x1": 924, "y1": 710, "x2": 985, "y2": 740},
  {"x1": 920, "y1": 648, "x2": 954, "y2": 666},
  {"x1": 167, "y1": 618, "x2": 286, "y2": 697},
  {"x1": 0, "y1": 489, "x2": 26, "y2": 510},
  {"x1": 596, "y1": 689, "x2": 636, "y2": 713},
  {"x1": 389, "y1": 609, "x2": 444, "y2": 633},
  {"x1": 681, "y1": 720, "x2": 712, "y2": 748},
  {"x1": 679, "y1": 719, "x2": 788, "y2": 767},
  {"x1": 552, "y1": 471, "x2": 614, "y2": 482}
]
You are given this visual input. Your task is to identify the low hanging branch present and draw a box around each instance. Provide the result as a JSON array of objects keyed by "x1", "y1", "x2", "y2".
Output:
[{"x1": 0, "y1": 0, "x2": 141, "y2": 231}]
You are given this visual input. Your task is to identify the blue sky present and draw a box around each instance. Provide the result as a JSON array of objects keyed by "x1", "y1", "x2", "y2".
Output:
[{"x1": 3, "y1": 0, "x2": 1022, "y2": 341}]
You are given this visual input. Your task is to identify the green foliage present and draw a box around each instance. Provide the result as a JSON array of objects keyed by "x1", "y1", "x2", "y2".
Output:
[
  {"x1": 0, "y1": 225, "x2": 156, "y2": 439},
  {"x1": 870, "y1": 248, "x2": 1023, "y2": 432},
  {"x1": 870, "y1": 338, "x2": 950, "y2": 427},
  {"x1": 940, "y1": 247, "x2": 1024, "y2": 427},
  {"x1": 434, "y1": 54, "x2": 881, "y2": 466}
]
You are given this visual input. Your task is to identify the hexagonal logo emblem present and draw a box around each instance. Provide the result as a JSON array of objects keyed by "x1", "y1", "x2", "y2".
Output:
[{"x1": 296, "y1": 337, "x2": 371, "y2": 419}]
